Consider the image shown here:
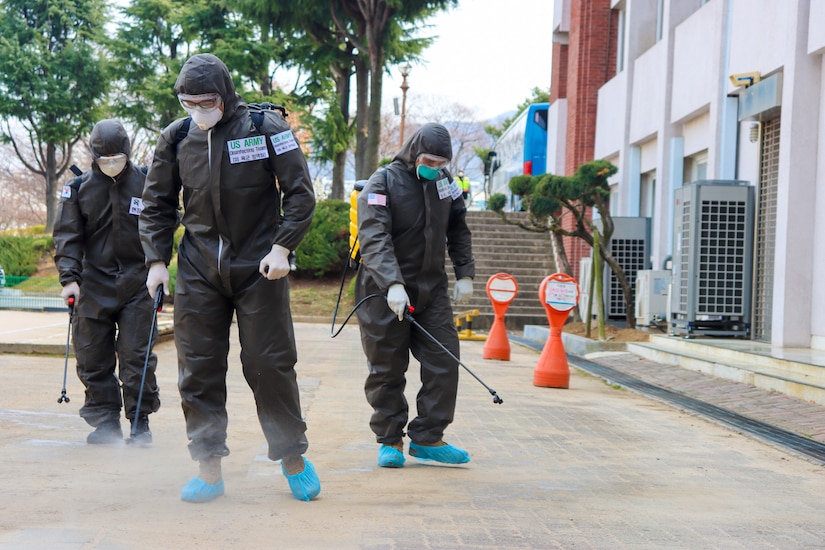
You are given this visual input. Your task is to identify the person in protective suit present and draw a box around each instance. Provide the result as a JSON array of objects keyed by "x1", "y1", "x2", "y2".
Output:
[
  {"x1": 355, "y1": 122, "x2": 475, "y2": 468},
  {"x1": 53, "y1": 119, "x2": 160, "y2": 446},
  {"x1": 139, "y1": 53, "x2": 320, "y2": 503},
  {"x1": 455, "y1": 169, "x2": 471, "y2": 201}
]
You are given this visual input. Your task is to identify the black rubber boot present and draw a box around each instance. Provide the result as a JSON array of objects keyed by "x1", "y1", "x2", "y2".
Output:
[
  {"x1": 86, "y1": 419, "x2": 123, "y2": 444},
  {"x1": 129, "y1": 416, "x2": 152, "y2": 446}
]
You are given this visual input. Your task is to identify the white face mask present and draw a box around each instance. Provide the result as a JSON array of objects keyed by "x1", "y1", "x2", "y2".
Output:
[
  {"x1": 190, "y1": 107, "x2": 223, "y2": 131},
  {"x1": 97, "y1": 154, "x2": 128, "y2": 177}
]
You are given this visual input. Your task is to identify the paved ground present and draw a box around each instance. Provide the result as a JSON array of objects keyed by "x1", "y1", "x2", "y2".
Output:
[{"x1": 1, "y1": 312, "x2": 825, "y2": 548}]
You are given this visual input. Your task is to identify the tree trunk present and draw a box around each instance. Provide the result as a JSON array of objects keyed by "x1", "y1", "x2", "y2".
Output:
[
  {"x1": 332, "y1": 150, "x2": 347, "y2": 200},
  {"x1": 354, "y1": 57, "x2": 369, "y2": 179},
  {"x1": 365, "y1": 54, "x2": 382, "y2": 177},
  {"x1": 45, "y1": 142, "x2": 58, "y2": 233},
  {"x1": 330, "y1": 63, "x2": 351, "y2": 200}
]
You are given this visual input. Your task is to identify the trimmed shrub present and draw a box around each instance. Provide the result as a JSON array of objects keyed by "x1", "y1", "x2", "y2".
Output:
[
  {"x1": 294, "y1": 199, "x2": 350, "y2": 278},
  {"x1": 0, "y1": 234, "x2": 53, "y2": 277}
]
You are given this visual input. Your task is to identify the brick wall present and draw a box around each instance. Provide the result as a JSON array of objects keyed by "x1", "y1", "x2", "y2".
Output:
[
  {"x1": 560, "y1": 0, "x2": 617, "y2": 282},
  {"x1": 550, "y1": 42, "x2": 568, "y2": 103}
]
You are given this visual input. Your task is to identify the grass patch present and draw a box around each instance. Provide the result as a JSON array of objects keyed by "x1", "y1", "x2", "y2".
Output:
[{"x1": 289, "y1": 276, "x2": 352, "y2": 318}]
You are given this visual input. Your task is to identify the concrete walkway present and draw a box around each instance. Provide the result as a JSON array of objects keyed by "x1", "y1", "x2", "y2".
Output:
[{"x1": 1, "y1": 311, "x2": 824, "y2": 548}]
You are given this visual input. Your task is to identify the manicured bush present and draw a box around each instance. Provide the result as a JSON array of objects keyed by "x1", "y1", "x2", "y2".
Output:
[
  {"x1": 487, "y1": 193, "x2": 507, "y2": 212},
  {"x1": 294, "y1": 199, "x2": 350, "y2": 278},
  {"x1": 0, "y1": 234, "x2": 53, "y2": 278}
]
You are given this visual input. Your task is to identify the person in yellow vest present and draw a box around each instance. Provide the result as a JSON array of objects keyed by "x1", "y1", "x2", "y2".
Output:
[{"x1": 455, "y1": 169, "x2": 470, "y2": 201}]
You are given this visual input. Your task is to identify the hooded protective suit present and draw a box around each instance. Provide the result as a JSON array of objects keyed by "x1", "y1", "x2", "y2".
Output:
[
  {"x1": 355, "y1": 123, "x2": 474, "y2": 446},
  {"x1": 139, "y1": 54, "x2": 315, "y2": 462},
  {"x1": 53, "y1": 119, "x2": 160, "y2": 428}
]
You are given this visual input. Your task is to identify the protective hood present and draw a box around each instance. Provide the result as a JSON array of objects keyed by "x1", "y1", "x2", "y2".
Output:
[
  {"x1": 174, "y1": 53, "x2": 242, "y2": 123},
  {"x1": 394, "y1": 123, "x2": 453, "y2": 170},
  {"x1": 89, "y1": 119, "x2": 131, "y2": 159}
]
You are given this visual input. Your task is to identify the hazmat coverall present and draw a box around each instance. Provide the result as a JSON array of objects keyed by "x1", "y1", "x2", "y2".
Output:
[
  {"x1": 355, "y1": 123, "x2": 475, "y2": 446},
  {"x1": 139, "y1": 54, "x2": 315, "y2": 462},
  {"x1": 53, "y1": 119, "x2": 160, "y2": 430}
]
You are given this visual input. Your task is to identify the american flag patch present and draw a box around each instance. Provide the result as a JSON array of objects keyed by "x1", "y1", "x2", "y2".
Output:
[{"x1": 368, "y1": 193, "x2": 387, "y2": 206}]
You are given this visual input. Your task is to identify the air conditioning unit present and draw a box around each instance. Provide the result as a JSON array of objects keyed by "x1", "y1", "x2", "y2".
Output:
[
  {"x1": 596, "y1": 217, "x2": 652, "y2": 319},
  {"x1": 635, "y1": 270, "x2": 671, "y2": 326},
  {"x1": 578, "y1": 257, "x2": 593, "y2": 319},
  {"x1": 670, "y1": 180, "x2": 754, "y2": 338}
]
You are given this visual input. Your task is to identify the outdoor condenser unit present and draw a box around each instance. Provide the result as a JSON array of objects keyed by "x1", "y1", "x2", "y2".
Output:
[
  {"x1": 578, "y1": 257, "x2": 593, "y2": 318},
  {"x1": 597, "y1": 217, "x2": 652, "y2": 320},
  {"x1": 635, "y1": 269, "x2": 671, "y2": 327},
  {"x1": 670, "y1": 180, "x2": 754, "y2": 338},
  {"x1": 578, "y1": 218, "x2": 651, "y2": 320}
]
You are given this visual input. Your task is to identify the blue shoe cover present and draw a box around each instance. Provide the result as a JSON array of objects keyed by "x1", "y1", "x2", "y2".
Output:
[
  {"x1": 180, "y1": 477, "x2": 225, "y2": 503},
  {"x1": 377, "y1": 445, "x2": 405, "y2": 468},
  {"x1": 281, "y1": 457, "x2": 321, "y2": 501},
  {"x1": 409, "y1": 442, "x2": 470, "y2": 464}
]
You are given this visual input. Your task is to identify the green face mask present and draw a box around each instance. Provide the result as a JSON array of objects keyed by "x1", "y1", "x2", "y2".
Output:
[{"x1": 416, "y1": 165, "x2": 440, "y2": 181}]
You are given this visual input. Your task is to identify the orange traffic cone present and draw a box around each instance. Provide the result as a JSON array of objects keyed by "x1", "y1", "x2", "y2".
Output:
[
  {"x1": 483, "y1": 316, "x2": 510, "y2": 360},
  {"x1": 533, "y1": 274, "x2": 579, "y2": 388},
  {"x1": 533, "y1": 326, "x2": 570, "y2": 388},
  {"x1": 483, "y1": 274, "x2": 518, "y2": 361}
]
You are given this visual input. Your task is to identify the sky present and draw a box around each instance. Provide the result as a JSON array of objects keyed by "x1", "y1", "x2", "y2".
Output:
[{"x1": 381, "y1": 0, "x2": 555, "y2": 122}]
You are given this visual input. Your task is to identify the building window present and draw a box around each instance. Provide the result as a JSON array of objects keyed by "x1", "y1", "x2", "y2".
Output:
[
  {"x1": 656, "y1": 0, "x2": 664, "y2": 42},
  {"x1": 616, "y1": 7, "x2": 626, "y2": 72},
  {"x1": 683, "y1": 151, "x2": 708, "y2": 183}
]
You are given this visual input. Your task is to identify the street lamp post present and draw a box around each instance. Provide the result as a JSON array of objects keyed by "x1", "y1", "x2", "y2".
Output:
[{"x1": 399, "y1": 62, "x2": 411, "y2": 148}]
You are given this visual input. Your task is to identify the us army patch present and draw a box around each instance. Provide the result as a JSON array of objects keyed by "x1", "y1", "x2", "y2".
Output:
[{"x1": 227, "y1": 135, "x2": 270, "y2": 164}]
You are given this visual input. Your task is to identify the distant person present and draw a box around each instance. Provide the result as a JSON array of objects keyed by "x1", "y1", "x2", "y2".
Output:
[
  {"x1": 53, "y1": 119, "x2": 159, "y2": 446},
  {"x1": 455, "y1": 169, "x2": 471, "y2": 202},
  {"x1": 139, "y1": 53, "x2": 320, "y2": 503},
  {"x1": 354, "y1": 123, "x2": 475, "y2": 468}
]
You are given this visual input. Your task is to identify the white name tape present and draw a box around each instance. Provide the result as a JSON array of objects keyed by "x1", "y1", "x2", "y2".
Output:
[
  {"x1": 227, "y1": 135, "x2": 270, "y2": 164},
  {"x1": 270, "y1": 130, "x2": 299, "y2": 155}
]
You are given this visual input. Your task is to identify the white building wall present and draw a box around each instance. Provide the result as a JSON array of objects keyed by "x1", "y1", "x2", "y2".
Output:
[
  {"x1": 727, "y1": 0, "x2": 790, "y2": 83},
  {"x1": 589, "y1": 0, "x2": 823, "y2": 348},
  {"x1": 629, "y1": 43, "x2": 666, "y2": 144},
  {"x1": 810, "y1": 4, "x2": 825, "y2": 350},
  {"x1": 682, "y1": 113, "x2": 709, "y2": 157},
  {"x1": 595, "y1": 72, "x2": 626, "y2": 160},
  {"x1": 809, "y1": 0, "x2": 825, "y2": 54},
  {"x1": 768, "y1": 1, "x2": 820, "y2": 348},
  {"x1": 670, "y1": 2, "x2": 721, "y2": 124},
  {"x1": 546, "y1": 99, "x2": 567, "y2": 176}
]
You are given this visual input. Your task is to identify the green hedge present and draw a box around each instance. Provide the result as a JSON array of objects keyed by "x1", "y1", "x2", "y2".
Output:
[
  {"x1": 0, "y1": 198, "x2": 349, "y2": 291},
  {"x1": 0, "y1": 233, "x2": 53, "y2": 278},
  {"x1": 294, "y1": 199, "x2": 350, "y2": 277}
]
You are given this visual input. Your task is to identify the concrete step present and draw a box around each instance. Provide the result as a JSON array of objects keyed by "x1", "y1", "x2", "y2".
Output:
[
  {"x1": 469, "y1": 243, "x2": 551, "y2": 255},
  {"x1": 448, "y1": 210, "x2": 557, "y2": 331},
  {"x1": 627, "y1": 335, "x2": 825, "y2": 406}
]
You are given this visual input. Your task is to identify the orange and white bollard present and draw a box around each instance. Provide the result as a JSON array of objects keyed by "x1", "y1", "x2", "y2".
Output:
[
  {"x1": 482, "y1": 273, "x2": 518, "y2": 361},
  {"x1": 533, "y1": 274, "x2": 580, "y2": 388}
]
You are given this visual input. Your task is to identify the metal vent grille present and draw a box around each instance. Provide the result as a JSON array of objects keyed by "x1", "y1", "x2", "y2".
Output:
[
  {"x1": 753, "y1": 117, "x2": 780, "y2": 342},
  {"x1": 677, "y1": 198, "x2": 692, "y2": 312},
  {"x1": 608, "y1": 238, "x2": 647, "y2": 317},
  {"x1": 696, "y1": 200, "x2": 749, "y2": 315},
  {"x1": 670, "y1": 181, "x2": 754, "y2": 337}
]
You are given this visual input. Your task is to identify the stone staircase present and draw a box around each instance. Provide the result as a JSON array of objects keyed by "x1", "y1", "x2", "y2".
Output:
[{"x1": 447, "y1": 210, "x2": 557, "y2": 331}]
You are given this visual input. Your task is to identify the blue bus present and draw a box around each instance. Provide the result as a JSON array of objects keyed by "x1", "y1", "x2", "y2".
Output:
[{"x1": 486, "y1": 102, "x2": 549, "y2": 211}]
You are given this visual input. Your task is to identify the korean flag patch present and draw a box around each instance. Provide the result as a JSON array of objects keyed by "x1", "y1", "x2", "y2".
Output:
[
  {"x1": 129, "y1": 197, "x2": 144, "y2": 215},
  {"x1": 61, "y1": 185, "x2": 72, "y2": 199}
]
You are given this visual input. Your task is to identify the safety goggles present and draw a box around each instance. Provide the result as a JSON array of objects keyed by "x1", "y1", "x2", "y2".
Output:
[
  {"x1": 416, "y1": 153, "x2": 449, "y2": 169},
  {"x1": 178, "y1": 93, "x2": 222, "y2": 112},
  {"x1": 96, "y1": 153, "x2": 127, "y2": 169}
]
